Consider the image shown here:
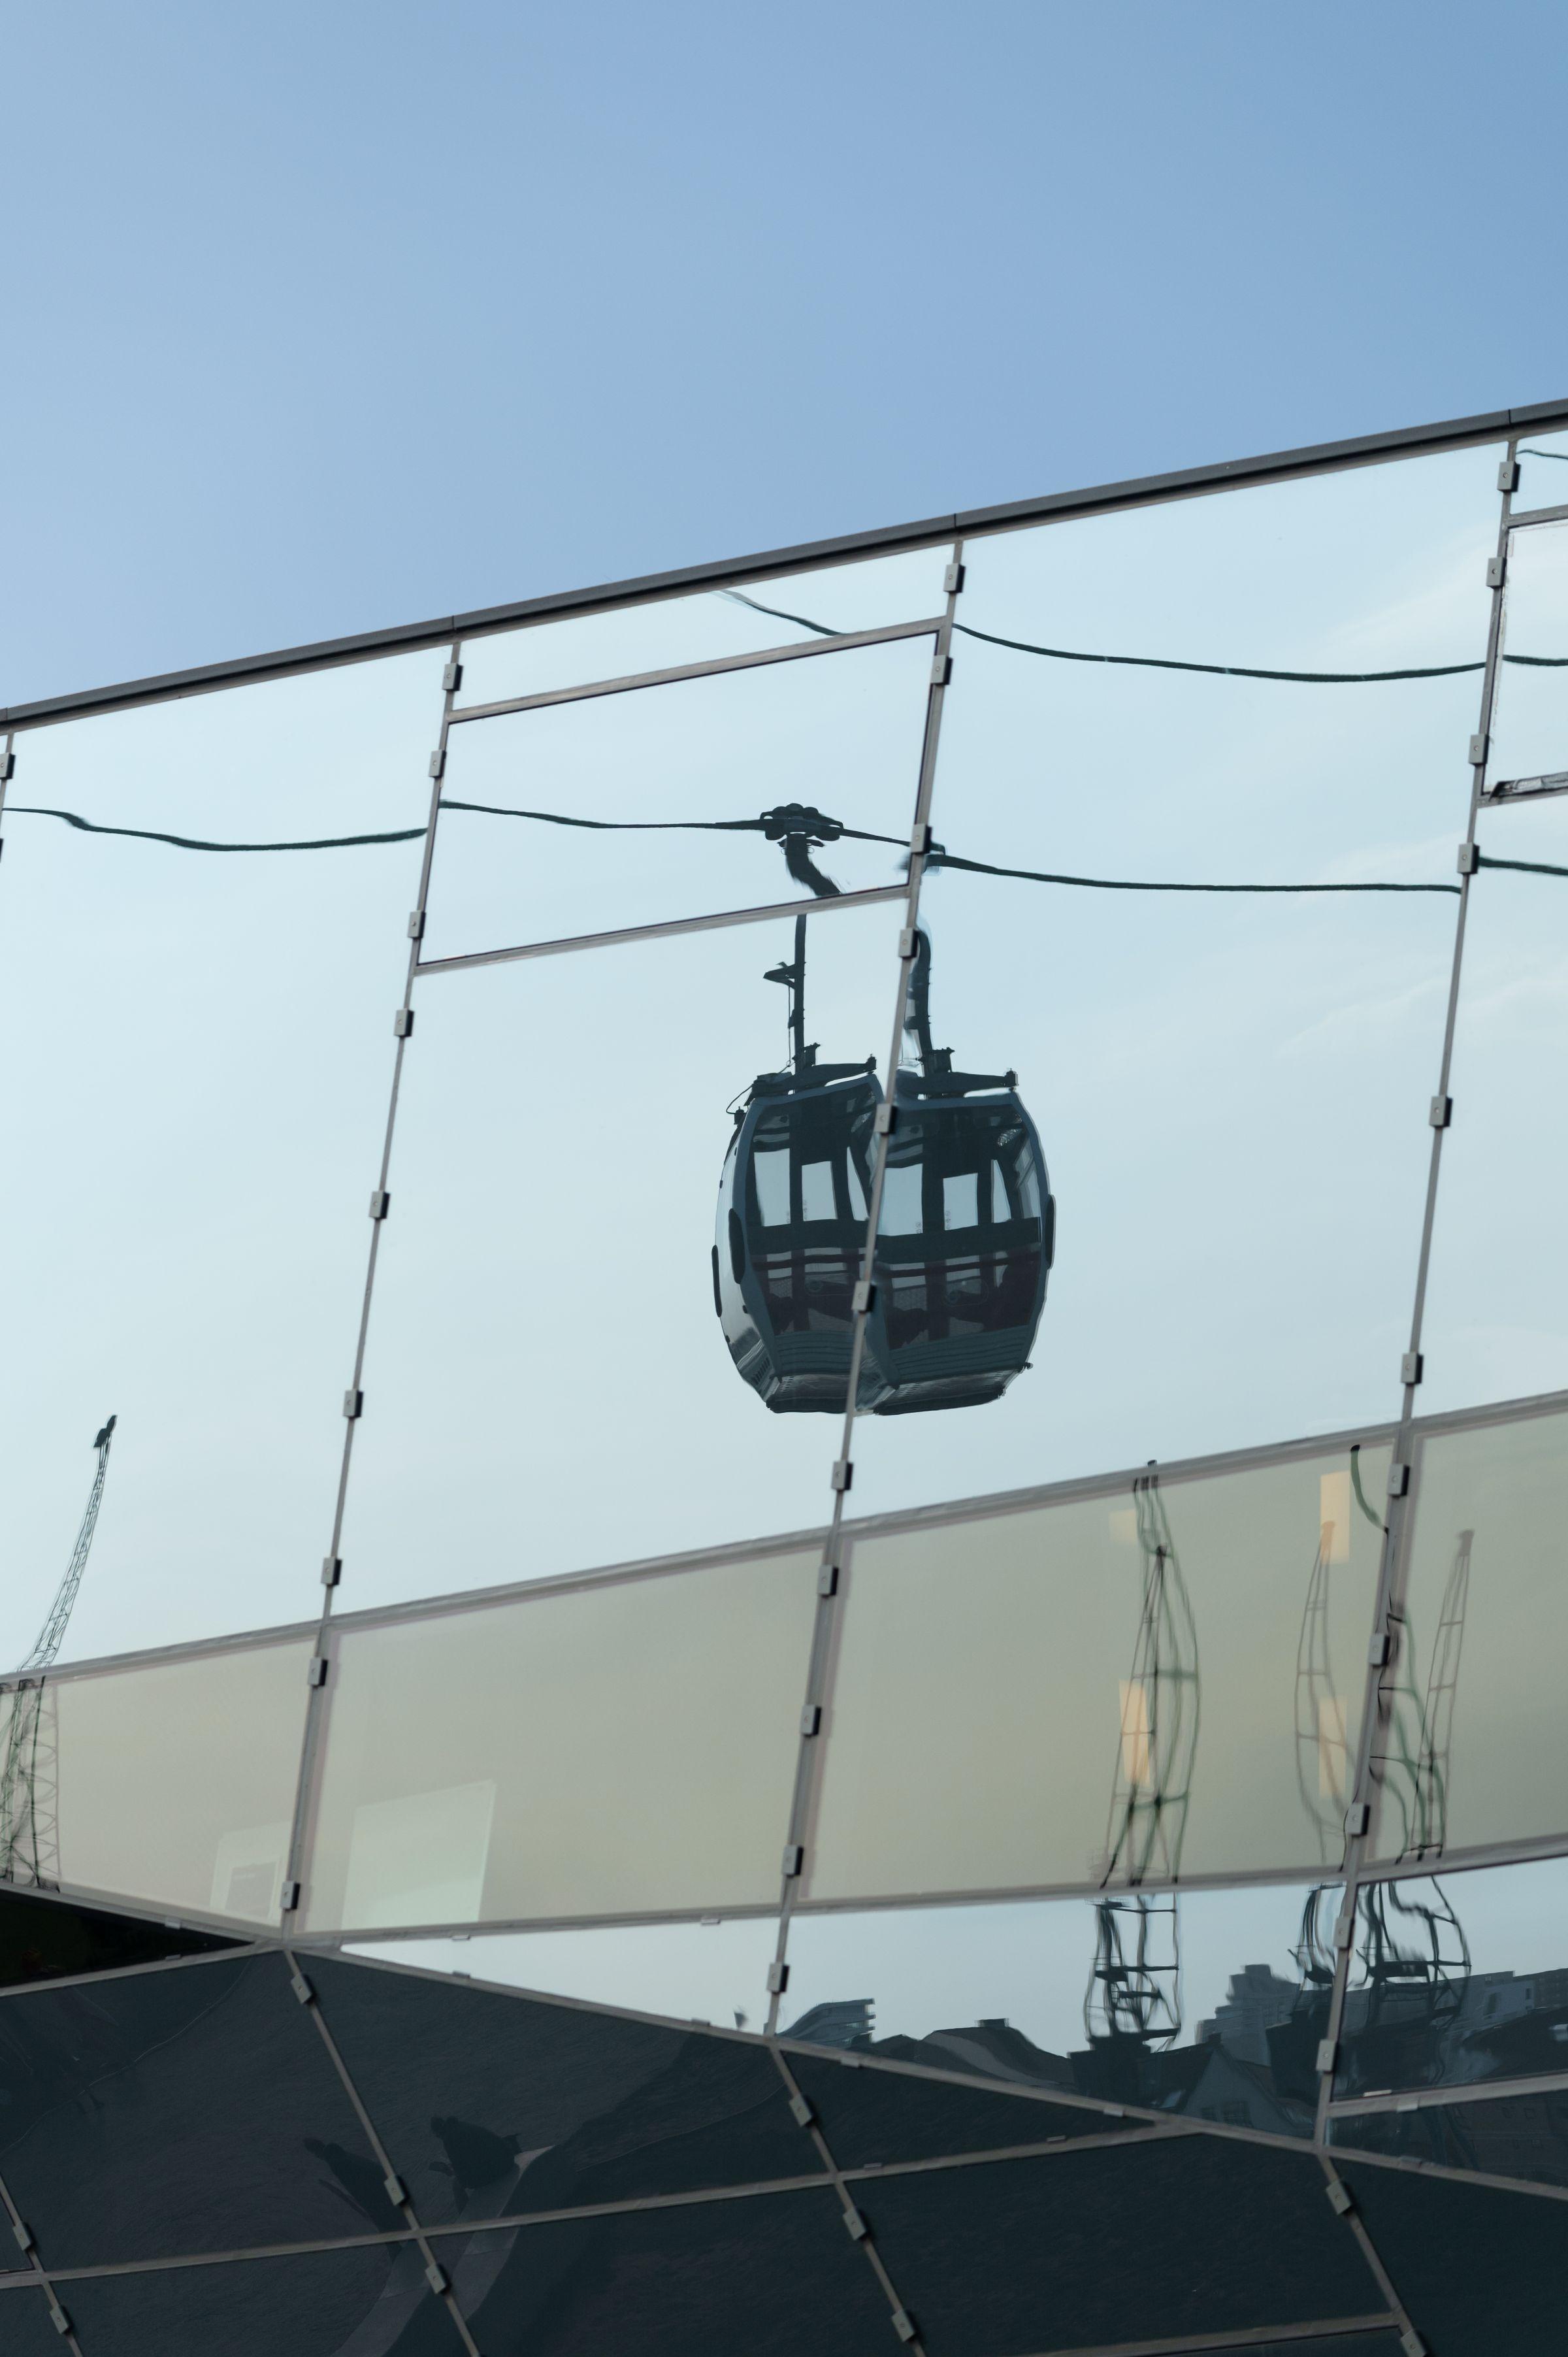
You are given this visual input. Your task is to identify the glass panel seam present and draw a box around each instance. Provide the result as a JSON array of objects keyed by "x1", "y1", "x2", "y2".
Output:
[
  {"x1": 1316, "y1": 2153, "x2": 1426, "y2": 2348},
  {"x1": 446, "y1": 616, "x2": 945, "y2": 724},
  {"x1": 412, "y1": 882, "x2": 907, "y2": 976},
  {"x1": 765, "y1": 2041, "x2": 932, "y2": 2355},
  {"x1": 766, "y1": 542, "x2": 964, "y2": 2034},
  {"x1": 284, "y1": 1945, "x2": 480, "y2": 2357},
  {"x1": 279, "y1": 642, "x2": 461, "y2": 1944},
  {"x1": 0, "y1": 2156, "x2": 82, "y2": 2348},
  {"x1": 1316, "y1": 439, "x2": 1521, "y2": 2155},
  {"x1": 1321, "y1": 2139, "x2": 1568, "y2": 2209}
]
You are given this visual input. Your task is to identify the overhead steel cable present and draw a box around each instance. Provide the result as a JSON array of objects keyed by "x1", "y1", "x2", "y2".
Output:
[
  {"x1": 719, "y1": 588, "x2": 1568, "y2": 682},
  {"x1": 0, "y1": 796, "x2": 1513, "y2": 897},
  {"x1": 0, "y1": 804, "x2": 427, "y2": 851}
]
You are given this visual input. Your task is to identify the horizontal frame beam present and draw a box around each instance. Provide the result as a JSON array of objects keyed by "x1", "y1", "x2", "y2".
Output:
[
  {"x1": 5, "y1": 400, "x2": 1565, "y2": 733},
  {"x1": 413, "y1": 883, "x2": 906, "y2": 976},
  {"x1": 446, "y1": 616, "x2": 943, "y2": 723}
]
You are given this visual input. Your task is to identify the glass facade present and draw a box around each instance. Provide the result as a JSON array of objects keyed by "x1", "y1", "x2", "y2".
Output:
[{"x1": 1, "y1": 403, "x2": 1566, "y2": 2352}]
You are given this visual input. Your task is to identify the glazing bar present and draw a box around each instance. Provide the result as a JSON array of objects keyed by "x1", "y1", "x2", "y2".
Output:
[
  {"x1": 413, "y1": 884, "x2": 906, "y2": 974},
  {"x1": 447, "y1": 618, "x2": 944, "y2": 722}
]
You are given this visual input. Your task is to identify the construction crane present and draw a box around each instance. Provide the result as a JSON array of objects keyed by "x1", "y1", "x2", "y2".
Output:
[
  {"x1": 1084, "y1": 1469, "x2": 1200, "y2": 2068},
  {"x1": 0, "y1": 1415, "x2": 117, "y2": 1888}
]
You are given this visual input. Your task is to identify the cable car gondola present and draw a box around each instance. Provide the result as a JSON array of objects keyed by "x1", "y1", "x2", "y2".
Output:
[{"x1": 713, "y1": 819, "x2": 1053, "y2": 1414}]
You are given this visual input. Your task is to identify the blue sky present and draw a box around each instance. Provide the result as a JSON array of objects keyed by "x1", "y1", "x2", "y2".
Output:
[{"x1": 6, "y1": 0, "x2": 1568, "y2": 702}]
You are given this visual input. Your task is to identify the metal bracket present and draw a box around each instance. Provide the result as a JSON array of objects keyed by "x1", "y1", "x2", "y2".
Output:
[
  {"x1": 321, "y1": 1556, "x2": 342, "y2": 1589},
  {"x1": 1468, "y1": 733, "x2": 1489, "y2": 767},
  {"x1": 384, "y1": 2173, "x2": 407, "y2": 2206},
  {"x1": 280, "y1": 1878, "x2": 301, "y2": 1911},
  {"x1": 800, "y1": 1702, "x2": 823, "y2": 1736},
  {"x1": 425, "y1": 2260, "x2": 449, "y2": 2295},
  {"x1": 393, "y1": 1008, "x2": 415, "y2": 1038},
  {"x1": 1486, "y1": 555, "x2": 1505, "y2": 588},
  {"x1": 909, "y1": 822, "x2": 933, "y2": 857},
  {"x1": 944, "y1": 561, "x2": 966, "y2": 595},
  {"x1": 291, "y1": 1970, "x2": 316, "y2": 2006},
  {"x1": 852, "y1": 1279, "x2": 875, "y2": 1316},
  {"x1": 789, "y1": 2092, "x2": 814, "y2": 2127},
  {"x1": 817, "y1": 1564, "x2": 838, "y2": 1598},
  {"x1": 0, "y1": 751, "x2": 14, "y2": 782},
  {"x1": 842, "y1": 2205, "x2": 868, "y2": 2241},
  {"x1": 1401, "y1": 2332, "x2": 1428, "y2": 2357},
  {"x1": 1368, "y1": 1632, "x2": 1391, "y2": 1668},
  {"x1": 1428, "y1": 1096, "x2": 1452, "y2": 1130},
  {"x1": 1401, "y1": 1351, "x2": 1424, "y2": 1385},
  {"x1": 442, "y1": 661, "x2": 463, "y2": 694},
  {"x1": 308, "y1": 1656, "x2": 329, "y2": 1689},
  {"x1": 50, "y1": 2306, "x2": 71, "y2": 2338},
  {"x1": 1316, "y1": 2036, "x2": 1339, "y2": 2075},
  {"x1": 892, "y1": 2310, "x2": 917, "y2": 2344},
  {"x1": 1456, "y1": 842, "x2": 1478, "y2": 876},
  {"x1": 428, "y1": 750, "x2": 446, "y2": 780},
  {"x1": 11, "y1": 2220, "x2": 33, "y2": 2253},
  {"x1": 766, "y1": 1961, "x2": 789, "y2": 1994},
  {"x1": 368, "y1": 1189, "x2": 391, "y2": 1221},
  {"x1": 1499, "y1": 458, "x2": 1520, "y2": 493},
  {"x1": 408, "y1": 910, "x2": 426, "y2": 940},
  {"x1": 1325, "y1": 2177, "x2": 1354, "y2": 2216},
  {"x1": 1387, "y1": 1463, "x2": 1409, "y2": 1498},
  {"x1": 1345, "y1": 1801, "x2": 1371, "y2": 1837},
  {"x1": 831, "y1": 1459, "x2": 853, "y2": 1494},
  {"x1": 930, "y1": 653, "x2": 952, "y2": 688},
  {"x1": 343, "y1": 1389, "x2": 365, "y2": 1420},
  {"x1": 782, "y1": 1843, "x2": 804, "y2": 1878},
  {"x1": 874, "y1": 1104, "x2": 896, "y2": 1136},
  {"x1": 898, "y1": 927, "x2": 918, "y2": 960}
]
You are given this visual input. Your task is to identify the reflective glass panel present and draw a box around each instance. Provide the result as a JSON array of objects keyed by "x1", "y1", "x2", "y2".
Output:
[
  {"x1": 0, "y1": 1951, "x2": 399, "y2": 2265},
  {"x1": 63, "y1": 2247, "x2": 465, "y2": 2357},
  {"x1": 308, "y1": 1953, "x2": 818, "y2": 2224},
  {"x1": 1337, "y1": 2158, "x2": 1568, "y2": 2357},
  {"x1": 0, "y1": 1885, "x2": 235, "y2": 1988},
  {"x1": 346, "y1": 1914, "x2": 781, "y2": 2032},
  {"x1": 782, "y1": 1881, "x2": 1342, "y2": 2137},
  {"x1": 0, "y1": 1639, "x2": 311, "y2": 1924},
  {"x1": 850, "y1": 446, "x2": 1497, "y2": 1521},
  {"x1": 0, "y1": 655, "x2": 440, "y2": 1660},
  {"x1": 849, "y1": 2138, "x2": 1382, "y2": 2354},
  {"x1": 441, "y1": 2186, "x2": 895, "y2": 2357},
  {"x1": 784, "y1": 2048, "x2": 1148, "y2": 2167},
  {"x1": 809, "y1": 1442, "x2": 1387, "y2": 1902},
  {"x1": 302, "y1": 1558, "x2": 815, "y2": 1932},
  {"x1": 1331, "y1": 2088, "x2": 1568, "y2": 2192},
  {"x1": 338, "y1": 901, "x2": 903, "y2": 1607},
  {"x1": 1420, "y1": 821, "x2": 1568, "y2": 1415},
  {"x1": 426, "y1": 633, "x2": 931, "y2": 956},
  {"x1": 1333, "y1": 1856, "x2": 1568, "y2": 2098},
  {"x1": 1370, "y1": 1405, "x2": 1568, "y2": 1857},
  {"x1": 454, "y1": 545, "x2": 951, "y2": 710},
  {"x1": 1490, "y1": 519, "x2": 1568, "y2": 787}
]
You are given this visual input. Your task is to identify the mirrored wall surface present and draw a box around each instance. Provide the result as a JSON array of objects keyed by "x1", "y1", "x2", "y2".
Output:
[
  {"x1": 338, "y1": 900, "x2": 905, "y2": 1607},
  {"x1": 1369, "y1": 1400, "x2": 1568, "y2": 1860},
  {"x1": 1333, "y1": 1855, "x2": 1568, "y2": 2102},
  {"x1": 453, "y1": 546, "x2": 951, "y2": 712},
  {"x1": 0, "y1": 1639, "x2": 314, "y2": 1925},
  {"x1": 780, "y1": 1880, "x2": 1343, "y2": 2138},
  {"x1": 845, "y1": 444, "x2": 1498, "y2": 1520},
  {"x1": 0, "y1": 655, "x2": 444, "y2": 1661},
  {"x1": 426, "y1": 629, "x2": 934, "y2": 957},
  {"x1": 807, "y1": 1438, "x2": 1388, "y2": 1904},
  {"x1": 301, "y1": 1547, "x2": 819, "y2": 1934}
]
